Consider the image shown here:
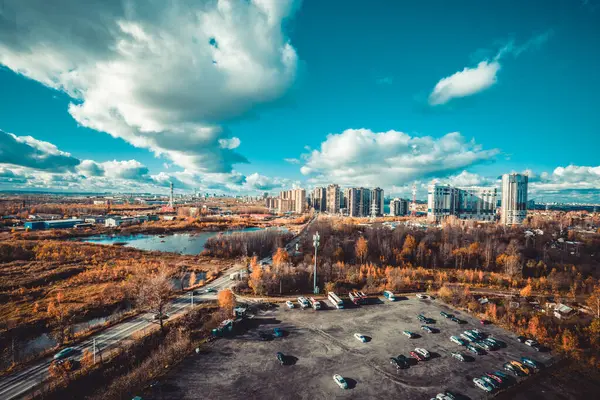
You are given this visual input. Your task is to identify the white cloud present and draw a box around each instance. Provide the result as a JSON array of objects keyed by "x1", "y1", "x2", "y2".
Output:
[
  {"x1": 530, "y1": 165, "x2": 600, "y2": 195},
  {"x1": 300, "y1": 129, "x2": 498, "y2": 188},
  {"x1": 244, "y1": 172, "x2": 287, "y2": 191},
  {"x1": 0, "y1": 0, "x2": 300, "y2": 173},
  {"x1": 429, "y1": 32, "x2": 551, "y2": 106},
  {"x1": 0, "y1": 129, "x2": 80, "y2": 172},
  {"x1": 429, "y1": 61, "x2": 500, "y2": 105},
  {"x1": 284, "y1": 158, "x2": 300, "y2": 164}
]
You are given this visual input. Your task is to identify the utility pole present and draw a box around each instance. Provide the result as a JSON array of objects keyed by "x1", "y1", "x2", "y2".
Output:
[
  {"x1": 313, "y1": 232, "x2": 320, "y2": 294},
  {"x1": 190, "y1": 291, "x2": 194, "y2": 306}
]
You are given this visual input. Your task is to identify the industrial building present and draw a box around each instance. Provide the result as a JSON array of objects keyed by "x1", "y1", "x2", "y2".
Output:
[
  {"x1": 24, "y1": 218, "x2": 84, "y2": 231},
  {"x1": 427, "y1": 184, "x2": 497, "y2": 223},
  {"x1": 500, "y1": 173, "x2": 529, "y2": 225}
]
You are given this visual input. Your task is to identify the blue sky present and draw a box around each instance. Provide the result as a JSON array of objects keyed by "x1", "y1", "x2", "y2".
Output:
[{"x1": 0, "y1": 0, "x2": 599, "y2": 201}]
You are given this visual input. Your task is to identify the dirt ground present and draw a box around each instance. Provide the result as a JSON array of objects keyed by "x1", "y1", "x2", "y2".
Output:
[{"x1": 144, "y1": 295, "x2": 558, "y2": 400}]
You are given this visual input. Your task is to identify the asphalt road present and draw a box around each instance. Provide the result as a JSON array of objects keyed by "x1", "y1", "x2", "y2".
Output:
[{"x1": 0, "y1": 217, "x2": 315, "y2": 400}]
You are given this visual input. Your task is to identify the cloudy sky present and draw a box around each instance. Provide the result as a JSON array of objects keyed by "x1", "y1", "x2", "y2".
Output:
[{"x1": 0, "y1": 0, "x2": 599, "y2": 201}]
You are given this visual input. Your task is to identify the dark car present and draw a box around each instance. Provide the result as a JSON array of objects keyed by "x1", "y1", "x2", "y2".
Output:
[
  {"x1": 53, "y1": 347, "x2": 76, "y2": 360},
  {"x1": 396, "y1": 354, "x2": 409, "y2": 368},
  {"x1": 451, "y1": 317, "x2": 464, "y2": 324},
  {"x1": 421, "y1": 325, "x2": 434, "y2": 333},
  {"x1": 259, "y1": 332, "x2": 273, "y2": 341},
  {"x1": 517, "y1": 335, "x2": 527, "y2": 343},
  {"x1": 504, "y1": 362, "x2": 526, "y2": 377},
  {"x1": 273, "y1": 328, "x2": 284, "y2": 338},
  {"x1": 440, "y1": 311, "x2": 453, "y2": 319},
  {"x1": 276, "y1": 352, "x2": 285, "y2": 365},
  {"x1": 467, "y1": 344, "x2": 484, "y2": 355}
]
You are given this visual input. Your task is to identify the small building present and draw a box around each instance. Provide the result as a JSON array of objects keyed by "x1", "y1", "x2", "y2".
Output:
[{"x1": 553, "y1": 303, "x2": 575, "y2": 319}]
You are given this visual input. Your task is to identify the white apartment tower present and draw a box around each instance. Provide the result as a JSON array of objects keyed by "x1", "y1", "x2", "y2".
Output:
[
  {"x1": 501, "y1": 173, "x2": 528, "y2": 225},
  {"x1": 326, "y1": 184, "x2": 341, "y2": 214},
  {"x1": 371, "y1": 187, "x2": 384, "y2": 217},
  {"x1": 428, "y1": 184, "x2": 497, "y2": 223}
]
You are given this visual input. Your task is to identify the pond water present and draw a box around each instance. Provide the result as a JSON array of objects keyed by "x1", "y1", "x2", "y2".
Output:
[{"x1": 80, "y1": 227, "x2": 266, "y2": 255}]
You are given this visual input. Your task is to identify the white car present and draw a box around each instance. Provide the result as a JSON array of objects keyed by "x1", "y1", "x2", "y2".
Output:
[
  {"x1": 286, "y1": 300, "x2": 294, "y2": 309},
  {"x1": 436, "y1": 394, "x2": 453, "y2": 400},
  {"x1": 450, "y1": 336, "x2": 463, "y2": 345},
  {"x1": 414, "y1": 348, "x2": 430, "y2": 359},
  {"x1": 333, "y1": 374, "x2": 348, "y2": 389},
  {"x1": 354, "y1": 333, "x2": 367, "y2": 343},
  {"x1": 473, "y1": 377, "x2": 494, "y2": 392},
  {"x1": 525, "y1": 339, "x2": 539, "y2": 347},
  {"x1": 416, "y1": 293, "x2": 428, "y2": 299}
]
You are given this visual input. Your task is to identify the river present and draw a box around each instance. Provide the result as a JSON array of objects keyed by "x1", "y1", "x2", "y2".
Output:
[{"x1": 80, "y1": 226, "x2": 266, "y2": 255}]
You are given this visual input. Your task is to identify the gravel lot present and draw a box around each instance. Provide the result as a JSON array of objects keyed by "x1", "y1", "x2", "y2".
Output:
[{"x1": 144, "y1": 295, "x2": 557, "y2": 400}]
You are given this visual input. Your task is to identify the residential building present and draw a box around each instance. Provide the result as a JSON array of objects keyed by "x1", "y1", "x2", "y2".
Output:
[
  {"x1": 390, "y1": 198, "x2": 409, "y2": 216},
  {"x1": 501, "y1": 173, "x2": 528, "y2": 225},
  {"x1": 312, "y1": 187, "x2": 326, "y2": 211},
  {"x1": 290, "y1": 188, "x2": 306, "y2": 214},
  {"x1": 359, "y1": 187, "x2": 371, "y2": 217},
  {"x1": 326, "y1": 184, "x2": 340, "y2": 214},
  {"x1": 427, "y1": 184, "x2": 497, "y2": 223},
  {"x1": 346, "y1": 187, "x2": 362, "y2": 217},
  {"x1": 371, "y1": 187, "x2": 384, "y2": 217},
  {"x1": 278, "y1": 199, "x2": 295, "y2": 214}
]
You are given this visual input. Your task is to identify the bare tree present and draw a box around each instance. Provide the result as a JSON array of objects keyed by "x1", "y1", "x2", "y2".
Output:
[{"x1": 134, "y1": 271, "x2": 173, "y2": 334}]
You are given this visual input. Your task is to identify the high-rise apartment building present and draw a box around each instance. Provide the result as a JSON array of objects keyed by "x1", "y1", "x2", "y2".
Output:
[
  {"x1": 291, "y1": 188, "x2": 306, "y2": 214},
  {"x1": 501, "y1": 173, "x2": 528, "y2": 225},
  {"x1": 371, "y1": 187, "x2": 384, "y2": 217},
  {"x1": 326, "y1": 184, "x2": 340, "y2": 214},
  {"x1": 312, "y1": 187, "x2": 326, "y2": 211},
  {"x1": 427, "y1": 184, "x2": 497, "y2": 223},
  {"x1": 390, "y1": 198, "x2": 409, "y2": 216},
  {"x1": 359, "y1": 188, "x2": 371, "y2": 217},
  {"x1": 346, "y1": 187, "x2": 362, "y2": 217}
]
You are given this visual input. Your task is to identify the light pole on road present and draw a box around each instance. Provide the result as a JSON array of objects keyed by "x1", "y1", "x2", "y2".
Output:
[{"x1": 313, "y1": 232, "x2": 320, "y2": 294}]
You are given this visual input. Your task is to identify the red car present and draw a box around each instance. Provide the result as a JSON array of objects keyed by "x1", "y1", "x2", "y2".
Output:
[
  {"x1": 410, "y1": 351, "x2": 425, "y2": 361},
  {"x1": 485, "y1": 372, "x2": 503, "y2": 385},
  {"x1": 480, "y1": 319, "x2": 490, "y2": 325}
]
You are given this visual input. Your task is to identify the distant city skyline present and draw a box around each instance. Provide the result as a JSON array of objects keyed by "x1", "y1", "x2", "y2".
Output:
[{"x1": 0, "y1": 1, "x2": 599, "y2": 201}]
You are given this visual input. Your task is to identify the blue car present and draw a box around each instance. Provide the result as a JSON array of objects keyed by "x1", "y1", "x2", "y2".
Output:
[
  {"x1": 53, "y1": 347, "x2": 76, "y2": 360},
  {"x1": 273, "y1": 328, "x2": 284, "y2": 338}
]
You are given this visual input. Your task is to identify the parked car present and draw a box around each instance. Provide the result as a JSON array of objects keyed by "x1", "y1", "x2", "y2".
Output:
[
  {"x1": 276, "y1": 352, "x2": 285, "y2": 365},
  {"x1": 473, "y1": 377, "x2": 494, "y2": 392},
  {"x1": 504, "y1": 362, "x2": 526, "y2": 377},
  {"x1": 474, "y1": 341, "x2": 491, "y2": 351},
  {"x1": 273, "y1": 328, "x2": 284, "y2": 338},
  {"x1": 486, "y1": 337, "x2": 505, "y2": 347},
  {"x1": 53, "y1": 347, "x2": 76, "y2": 360},
  {"x1": 153, "y1": 313, "x2": 169, "y2": 321},
  {"x1": 525, "y1": 339, "x2": 541, "y2": 351},
  {"x1": 450, "y1": 336, "x2": 467, "y2": 346},
  {"x1": 480, "y1": 319, "x2": 490, "y2": 325},
  {"x1": 259, "y1": 332, "x2": 273, "y2": 341},
  {"x1": 390, "y1": 356, "x2": 408, "y2": 369},
  {"x1": 517, "y1": 335, "x2": 527, "y2": 343},
  {"x1": 510, "y1": 360, "x2": 531, "y2": 375},
  {"x1": 354, "y1": 333, "x2": 367, "y2": 343},
  {"x1": 416, "y1": 293, "x2": 429, "y2": 299},
  {"x1": 466, "y1": 344, "x2": 484, "y2": 355},
  {"x1": 435, "y1": 393, "x2": 455, "y2": 400},
  {"x1": 493, "y1": 370, "x2": 509, "y2": 379},
  {"x1": 521, "y1": 357, "x2": 540, "y2": 370},
  {"x1": 333, "y1": 374, "x2": 348, "y2": 389},
  {"x1": 485, "y1": 372, "x2": 504, "y2": 385},
  {"x1": 482, "y1": 376, "x2": 500, "y2": 389},
  {"x1": 403, "y1": 330, "x2": 416, "y2": 338},
  {"x1": 483, "y1": 338, "x2": 499, "y2": 350},
  {"x1": 451, "y1": 317, "x2": 464, "y2": 324},
  {"x1": 286, "y1": 300, "x2": 295, "y2": 309},
  {"x1": 414, "y1": 348, "x2": 430, "y2": 359},
  {"x1": 421, "y1": 325, "x2": 434, "y2": 333},
  {"x1": 451, "y1": 352, "x2": 466, "y2": 362},
  {"x1": 410, "y1": 351, "x2": 425, "y2": 361},
  {"x1": 440, "y1": 311, "x2": 453, "y2": 319}
]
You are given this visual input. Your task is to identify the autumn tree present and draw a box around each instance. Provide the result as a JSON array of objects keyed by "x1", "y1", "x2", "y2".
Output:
[
  {"x1": 520, "y1": 284, "x2": 532, "y2": 298},
  {"x1": 355, "y1": 237, "x2": 368, "y2": 264},
  {"x1": 273, "y1": 247, "x2": 289, "y2": 267},
  {"x1": 48, "y1": 359, "x2": 73, "y2": 384},
  {"x1": 47, "y1": 292, "x2": 73, "y2": 344},
  {"x1": 401, "y1": 234, "x2": 417, "y2": 261},
  {"x1": 218, "y1": 289, "x2": 236, "y2": 317},
  {"x1": 248, "y1": 265, "x2": 265, "y2": 295},
  {"x1": 133, "y1": 270, "x2": 173, "y2": 334},
  {"x1": 188, "y1": 271, "x2": 197, "y2": 288},
  {"x1": 438, "y1": 285, "x2": 453, "y2": 301},
  {"x1": 80, "y1": 349, "x2": 94, "y2": 369},
  {"x1": 561, "y1": 328, "x2": 580, "y2": 355},
  {"x1": 587, "y1": 284, "x2": 600, "y2": 319}
]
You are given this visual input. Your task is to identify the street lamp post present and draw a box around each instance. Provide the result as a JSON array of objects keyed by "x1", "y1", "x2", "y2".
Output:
[
  {"x1": 190, "y1": 291, "x2": 194, "y2": 306},
  {"x1": 313, "y1": 232, "x2": 320, "y2": 294}
]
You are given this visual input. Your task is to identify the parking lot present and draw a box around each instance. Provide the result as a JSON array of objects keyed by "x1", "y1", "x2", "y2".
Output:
[{"x1": 147, "y1": 295, "x2": 557, "y2": 400}]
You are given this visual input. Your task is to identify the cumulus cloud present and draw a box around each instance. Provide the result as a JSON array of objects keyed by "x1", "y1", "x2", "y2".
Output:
[
  {"x1": 0, "y1": 129, "x2": 80, "y2": 172},
  {"x1": 429, "y1": 32, "x2": 551, "y2": 105},
  {"x1": 244, "y1": 172, "x2": 287, "y2": 191},
  {"x1": 300, "y1": 129, "x2": 498, "y2": 187},
  {"x1": 0, "y1": 0, "x2": 300, "y2": 173},
  {"x1": 530, "y1": 165, "x2": 600, "y2": 196},
  {"x1": 284, "y1": 158, "x2": 300, "y2": 164},
  {"x1": 429, "y1": 61, "x2": 500, "y2": 105}
]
